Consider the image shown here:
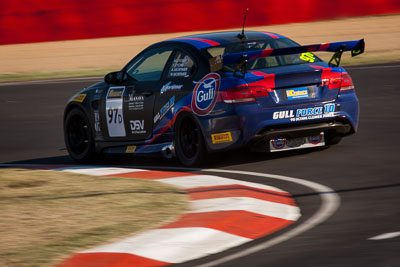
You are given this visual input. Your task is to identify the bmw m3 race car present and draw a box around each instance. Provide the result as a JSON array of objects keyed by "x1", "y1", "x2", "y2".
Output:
[{"x1": 64, "y1": 31, "x2": 364, "y2": 166}]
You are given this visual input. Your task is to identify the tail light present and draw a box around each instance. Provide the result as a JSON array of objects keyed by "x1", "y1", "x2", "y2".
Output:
[
  {"x1": 339, "y1": 73, "x2": 355, "y2": 91},
  {"x1": 221, "y1": 85, "x2": 270, "y2": 104},
  {"x1": 327, "y1": 72, "x2": 355, "y2": 91}
]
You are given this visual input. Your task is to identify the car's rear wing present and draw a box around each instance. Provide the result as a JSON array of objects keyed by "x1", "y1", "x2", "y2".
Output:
[{"x1": 209, "y1": 39, "x2": 365, "y2": 74}]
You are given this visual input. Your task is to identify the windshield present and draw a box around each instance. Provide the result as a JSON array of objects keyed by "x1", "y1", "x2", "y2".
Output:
[{"x1": 205, "y1": 38, "x2": 321, "y2": 71}]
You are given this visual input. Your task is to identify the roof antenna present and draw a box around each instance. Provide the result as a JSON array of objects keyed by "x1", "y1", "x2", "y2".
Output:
[{"x1": 238, "y1": 8, "x2": 249, "y2": 40}]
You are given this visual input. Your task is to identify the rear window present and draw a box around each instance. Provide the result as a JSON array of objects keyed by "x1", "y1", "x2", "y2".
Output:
[{"x1": 205, "y1": 38, "x2": 321, "y2": 71}]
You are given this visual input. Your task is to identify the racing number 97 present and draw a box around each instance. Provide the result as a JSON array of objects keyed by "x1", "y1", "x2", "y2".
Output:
[{"x1": 108, "y1": 108, "x2": 122, "y2": 124}]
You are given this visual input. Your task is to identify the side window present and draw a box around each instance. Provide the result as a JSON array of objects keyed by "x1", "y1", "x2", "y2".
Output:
[
  {"x1": 125, "y1": 47, "x2": 173, "y2": 82},
  {"x1": 263, "y1": 43, "x2": 279, "y2": 68},
  {"x1": 167, "y1": 50, "x2": 195, "y2": 78}
]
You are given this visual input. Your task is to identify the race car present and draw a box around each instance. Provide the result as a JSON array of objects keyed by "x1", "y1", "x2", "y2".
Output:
[{"x1": 64, "y1": 31, "x2": 364, "y2": 166}]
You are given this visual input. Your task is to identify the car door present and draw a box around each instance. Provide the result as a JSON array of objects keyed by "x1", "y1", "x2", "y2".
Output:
[
  {"x1": 100, "y1": 46, "x2": 174, "y2": 141},
  {"x1": 153, "y1": 48, "x2": 200, "y2": 129}
]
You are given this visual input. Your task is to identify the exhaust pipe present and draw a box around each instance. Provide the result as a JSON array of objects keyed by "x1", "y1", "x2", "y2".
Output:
[{"x1": 161, "y1": 144, "x2": 175, "y2": 159}]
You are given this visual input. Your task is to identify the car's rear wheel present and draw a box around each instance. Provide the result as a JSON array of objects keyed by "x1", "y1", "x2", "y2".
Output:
[
  {"x1": 64, "y1": 107, "x2": 96, "y2": 162},
  {"x1": 174, "y1": 114, "x2": 206, "y2": 166},
  {"x1": 325, "y1": 133, "x2": 343, "y2": 146}
]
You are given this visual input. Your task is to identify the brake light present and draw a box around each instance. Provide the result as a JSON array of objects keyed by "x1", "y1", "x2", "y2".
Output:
[
  {"x1": 328, "y1": 75, "x2": 341, "y2": 89},
  {"x1": 221, "y1": 86, "x2": 269, "y2": 103},
  {"x1": 339, "y1": 73, "x2": 355, "y2": 91},
  {"x1": 327, "y1": 73, "x2": 354, "y2": 91}
]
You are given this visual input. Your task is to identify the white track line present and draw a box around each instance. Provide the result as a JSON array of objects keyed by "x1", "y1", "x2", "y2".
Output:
[
  {"x1": 156, "y1": 175, "x2": 287, "y2": 192},
  {"x1": 194, "y1": 169, "x2": 341, "y2": 267},
  {"x1": 368, "y1": 232, "x2": 400, "y2": 240},
  {"x1": 190, "y1": 197, "x2": 300, "y2": 221},
  {"x1": 82, "y1": 227, "x2": 250, "y2": 264},
  {"x1": 56, "y1": 166, "x2": 145, "y2": 176}
]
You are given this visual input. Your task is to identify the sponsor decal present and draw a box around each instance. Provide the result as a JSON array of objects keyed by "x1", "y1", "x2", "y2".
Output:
[
  {"x1": 273, "y1": 110, "x2": 295, "y2": 120},
  {"x1": 126, "y1": 145, "x2": 137, "y2": 153},
  {"x1": 270, "y1": 133, "x2": 325, "y2": 152},
  {"x1": 169, "y1": 68, "x2": 189, "y2": 77},
  {"x1": 271, "y1": 138, "x2": 286, "y2": 149},
  {"x1": 106, "y1": 87, "x2": 126, "y2": 137},
  {"x1": 308, "y1": 134, "x2": 323, "y2": 145},
  {"x1": 300, "y1": 52, "x2": 315, "y2": 63},
  {"x1": 272, "y1": 104, "x2": 336, "y2": 122},
  {"x1": 211, "y1": 132, "x2": 233, "y2": 144},
  {"x1": 168, "y1": 56, "x2": 192, "y2": 77},
  {"x1": 108, "y1": 88, "x2": 124, "y2": 98},
  {"x1": 191, "y1": 73, "x2": 221, "y2": 116},
  {"x1": 286, "y1": 87, "x2": 309, "y2": 100},
  {"x1": 71, "y1": 94, "x2": 86, "y2": 103},
  {"x1": 154, "y1": 96, "x2": 175, "y2": 124},
  {"x1": 127, "y1": 94, "x2": 144, "y2": 111},
  {"x1": 94, "y1": 111, "x2": 101, "y2": 133},
  {"x1": 160, "y1": 82, "x2": 183, "y2": 94},
  {"x1": 93, "y1": 110, "x2": 103, "y2": 139},
  {"x1": 130, "y1": 120, "x2": 146, "y2": 134}
]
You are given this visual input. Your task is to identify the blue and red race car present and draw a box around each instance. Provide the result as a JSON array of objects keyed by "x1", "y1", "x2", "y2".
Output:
[{"x1": 64, "y1": 31, "x2": 364, "y2": 166}]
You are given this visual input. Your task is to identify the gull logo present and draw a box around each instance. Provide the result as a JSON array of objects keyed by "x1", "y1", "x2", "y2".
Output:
[
  {"x1": 202, "y1": 79, "x2": 216, "y2": 89},
  {"x1": 191, "y1": 73, "x2": 220, "y2": 116}
]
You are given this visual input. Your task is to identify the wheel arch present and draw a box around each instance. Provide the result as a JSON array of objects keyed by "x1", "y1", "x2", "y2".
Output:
[
  {"x1": 173, "y1": 109, "x2": 211, "y2": 152},
  {"x1": 63, "y1": 103, "x2": 97, "y2": 162},
  {"x1": 173, "y1": 110, "x2": 203, "y2": 134},
  {"x1": 63, "y1": 102, "x2": 98, "y2": 145},
  {"x1": 64, "y1": 103, "x2": 93, "y2": 130},
  {"x1": 64, "y1": 103, "x2": 84, "y2": 120}
]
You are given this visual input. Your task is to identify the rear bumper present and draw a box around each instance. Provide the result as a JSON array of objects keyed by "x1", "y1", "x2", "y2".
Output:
[
  {"x1": 247, "y1": 118, "x2": 353, "y2": 152},
  {"x1": 256, "y1": 119, "x2": 352, "y2": 139},
  {"x1": 198, "y1": 90, "x2": 359, "y2": 153},
  {"x1": 201, "y1": 99, "x2": 358, "y2": 153}
]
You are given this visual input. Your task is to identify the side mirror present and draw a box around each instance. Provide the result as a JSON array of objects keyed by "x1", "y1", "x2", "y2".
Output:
[{"x1": 104, "y1": 71, "x2": 122, "y2": 85}]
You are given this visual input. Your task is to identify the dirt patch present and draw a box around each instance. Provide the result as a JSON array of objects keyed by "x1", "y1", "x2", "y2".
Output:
[
  {"x1": 0, "y1": 15, "x2": 399, "y2": 81},
  {"x1": 0, "y1": 168, "x2": 187, "y2": 266}
]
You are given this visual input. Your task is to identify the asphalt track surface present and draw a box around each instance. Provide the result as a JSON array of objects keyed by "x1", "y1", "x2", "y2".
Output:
[{"x1": 1, "y1": 63, "x2": 400, "y2": 266}]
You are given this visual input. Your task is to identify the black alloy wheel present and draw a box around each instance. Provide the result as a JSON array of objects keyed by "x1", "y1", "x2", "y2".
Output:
[
  {"x1": 175, "y1": 114, "x2": 206, "y2": 166},
  {"x1": 64, "y1": 108, "x2": 95, "y2": 162}
]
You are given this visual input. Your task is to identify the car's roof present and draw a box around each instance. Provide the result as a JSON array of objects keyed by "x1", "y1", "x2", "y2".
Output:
[{"x1": 162, "y1": 31, "x2": 287, "y2": 50}]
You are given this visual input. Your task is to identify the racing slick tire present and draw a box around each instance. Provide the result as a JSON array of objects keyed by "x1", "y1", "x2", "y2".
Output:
[
  {"x1": 174, "y1": 113, "x2": 206, "y2": 167},
  {"x1": 64, "y1": 107, "x2": 96, "y2": 162},
  {"x1": 325, "y1": 133, "x2": 343, "y2": 146}
]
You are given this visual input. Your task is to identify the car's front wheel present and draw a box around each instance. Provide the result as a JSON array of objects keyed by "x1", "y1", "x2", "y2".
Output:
[
  {"x1": 64, "y1": 107, "x2": 96, "y2": 162},
  {"x1": 174, "y1": 113, "x2": 206, "y2": 166}
]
